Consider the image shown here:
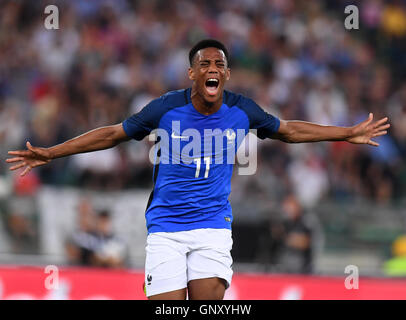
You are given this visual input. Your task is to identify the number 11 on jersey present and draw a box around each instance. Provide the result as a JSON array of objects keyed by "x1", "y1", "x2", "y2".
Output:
[{"x1": 194, "y1": 156, "x2": 211, "y2": 178}]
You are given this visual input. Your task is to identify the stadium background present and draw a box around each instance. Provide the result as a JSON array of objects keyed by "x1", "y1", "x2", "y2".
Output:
[{"x1": 1, "y1": 0, "x2": 406, "y2": 299}]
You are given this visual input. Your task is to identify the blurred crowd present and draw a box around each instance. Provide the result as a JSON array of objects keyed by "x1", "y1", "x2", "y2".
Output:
[{"x1": 1, "y1": 0, "x2": 406, "y2": 267}]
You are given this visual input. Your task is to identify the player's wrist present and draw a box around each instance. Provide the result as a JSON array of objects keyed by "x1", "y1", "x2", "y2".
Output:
[
  {"x1": 344, "y1": 126, "x2": 356, "y2": 142},
  {"x1": 46, "y1": 146, "x2": 57, "y2": 160}
]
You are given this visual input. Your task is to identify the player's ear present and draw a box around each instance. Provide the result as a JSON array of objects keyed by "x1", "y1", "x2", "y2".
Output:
[
  {"x1": 226, "y1": 68, "x2": 230, "y2": 81},
  {"x1": 188, "y1": 67, "x2": 195, "y2": 81}
]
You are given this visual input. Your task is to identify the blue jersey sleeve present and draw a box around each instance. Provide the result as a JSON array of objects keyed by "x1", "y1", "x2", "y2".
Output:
[
  {"x1": 236, "y1": 95, "x2": 280, "y2": 139},
  {"x1": 122, "y1": 97, "x2": 164, "y2": 141}
]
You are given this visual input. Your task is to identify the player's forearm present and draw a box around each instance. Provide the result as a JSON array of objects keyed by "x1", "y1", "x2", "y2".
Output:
[
  {"x1": 48, "y1": 126, "x2": 124, "y2": 159},
  {"x1": 277, "y1": 120, "x2": 352, "y2": 143}
]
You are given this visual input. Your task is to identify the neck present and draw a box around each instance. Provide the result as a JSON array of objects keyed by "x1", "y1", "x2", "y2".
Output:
[{"x1": 190, "y1": 85, "x2": 223, "y2": 115}]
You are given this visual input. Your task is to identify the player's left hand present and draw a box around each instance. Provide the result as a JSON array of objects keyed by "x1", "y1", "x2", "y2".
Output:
[{"x1": 346, "y1": 113, "x2": 390, "y2": 147}]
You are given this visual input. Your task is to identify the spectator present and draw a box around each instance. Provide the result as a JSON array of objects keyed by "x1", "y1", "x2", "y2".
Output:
[
  {"x1": 90, "y1": 210, "x2": 127, "y2": 268},
  {"x1": 65, "y1": 198, "x2": 98, "y2": 266},
  {"x1": 270, "y1": 194, "x2": 318, "y2": 274},
  {"x1": 5, "y1": 196, "x2": 37, "y2": 254},
  {"x1": 66, "y1": 201, "x2": 127, "y2": 268}
]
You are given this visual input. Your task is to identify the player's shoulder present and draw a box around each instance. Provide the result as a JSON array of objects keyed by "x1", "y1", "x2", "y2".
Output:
[
  {"x1": 156, "y1": 88, "x2": 190, "y2": 108},
  {"x1": 140, "y1": 88, "x2": 190, "y2": 120},
  {"x1": 223, "y1": 90, "x2": 257, "y2": 109}
]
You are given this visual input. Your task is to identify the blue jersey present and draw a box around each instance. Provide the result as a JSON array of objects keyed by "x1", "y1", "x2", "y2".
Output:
[{"x1": 122, "y1": 88, "x2": 280, "y2": 233}]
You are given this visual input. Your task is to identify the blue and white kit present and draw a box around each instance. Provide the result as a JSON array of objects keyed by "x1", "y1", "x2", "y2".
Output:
[
  {"x1": 123, "y1": 88, "x2": 280, "y2": 234},
  {"x1": 122, "y1": 88, "x2": 280, "y2": 296}
]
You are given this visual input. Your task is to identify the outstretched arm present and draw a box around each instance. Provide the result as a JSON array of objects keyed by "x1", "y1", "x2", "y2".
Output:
[
  {"x1": 271, "y1": 113, "x2": 390, "y2": 146},
  {"x1": 6, "y1": 123, "x2": 130, "y2": 176}
]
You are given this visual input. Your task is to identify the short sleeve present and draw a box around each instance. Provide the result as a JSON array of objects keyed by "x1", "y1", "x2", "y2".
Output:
[
  {"x1": 238, "y1": 96, "x2": 280, "y2": 139},
  {"x1": 122, "y1": 97, "x2": 164, "y2": 141}
]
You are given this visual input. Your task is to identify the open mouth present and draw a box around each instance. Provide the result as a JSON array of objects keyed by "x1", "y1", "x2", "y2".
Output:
[{"x1": 205, "y1": 78, "x2": 219, "y2": 96}]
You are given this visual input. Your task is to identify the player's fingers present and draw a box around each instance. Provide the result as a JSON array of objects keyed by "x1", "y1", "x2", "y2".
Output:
[
  {"x1": 10, "y1": 162, "x2": 26, "y2": 171},
  {"x1": 8, "y1": 150, "x2": 29, "y2": 156},
  {"x1": 26, "y1": 141, "x2": 42, "y2": 156},
  {"x1": 5, "y1": 157, "x2": 24, "y2": 163},
  {"x1": 30, "y1": 161, "x2": 43, "y2": 168},
  {"x1": 373, "y1": 131, "x2": 387, "y2": 137},
  {"x1": 368, "y1": 140, "x2": 379, "y2": 147},
  {"x1": 375, "y1": 123, "x2": 390, "y2": 131},
  {"x1": 364, "y1": 113, "x2": 374, "y2": 125},
  {"x1": 26, "y1": 141, "x2": 37, "y2": 152},
  {"x1": 26, "y1": 141, "x2": 49, "y2": 159},
  {"x1": 20, "y1": 166, "x2": 31, "y2": 177},
  {"x1": 373, "y1": 117, "x2": 388, "y2": 128}
]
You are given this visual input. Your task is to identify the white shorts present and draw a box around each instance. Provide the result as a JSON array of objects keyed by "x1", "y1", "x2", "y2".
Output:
[{"x1": 144, "y1": 228, "x2": 233, "y2": 297}]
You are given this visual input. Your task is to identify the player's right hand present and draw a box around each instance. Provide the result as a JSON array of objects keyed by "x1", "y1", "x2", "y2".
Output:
[{"x1": 6, "y1": 141, "x2": 52, "y2": 176}]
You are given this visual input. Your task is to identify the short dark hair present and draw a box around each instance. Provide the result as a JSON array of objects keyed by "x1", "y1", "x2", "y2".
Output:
[
  {"x1": 189, "y1": 39, "x2": 229, "y2": 66},
  {"x1": 98, "y1": 209, "x2": 110, "y2": 219}
]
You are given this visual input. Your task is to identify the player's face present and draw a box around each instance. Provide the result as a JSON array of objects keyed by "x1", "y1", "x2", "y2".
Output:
[{"x1": 188, "y1": 47, "x2": 230, "y2": 104}]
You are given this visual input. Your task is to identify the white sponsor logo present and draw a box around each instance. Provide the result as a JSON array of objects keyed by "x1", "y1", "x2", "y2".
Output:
[{"x1": 171, "y1": 132, "x2": 189, "y2": 140}]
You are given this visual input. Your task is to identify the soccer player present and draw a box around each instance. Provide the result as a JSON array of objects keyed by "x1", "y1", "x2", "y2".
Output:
[{"x1": 6, "y1": 39, "x2": 390, "y2": 300}]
